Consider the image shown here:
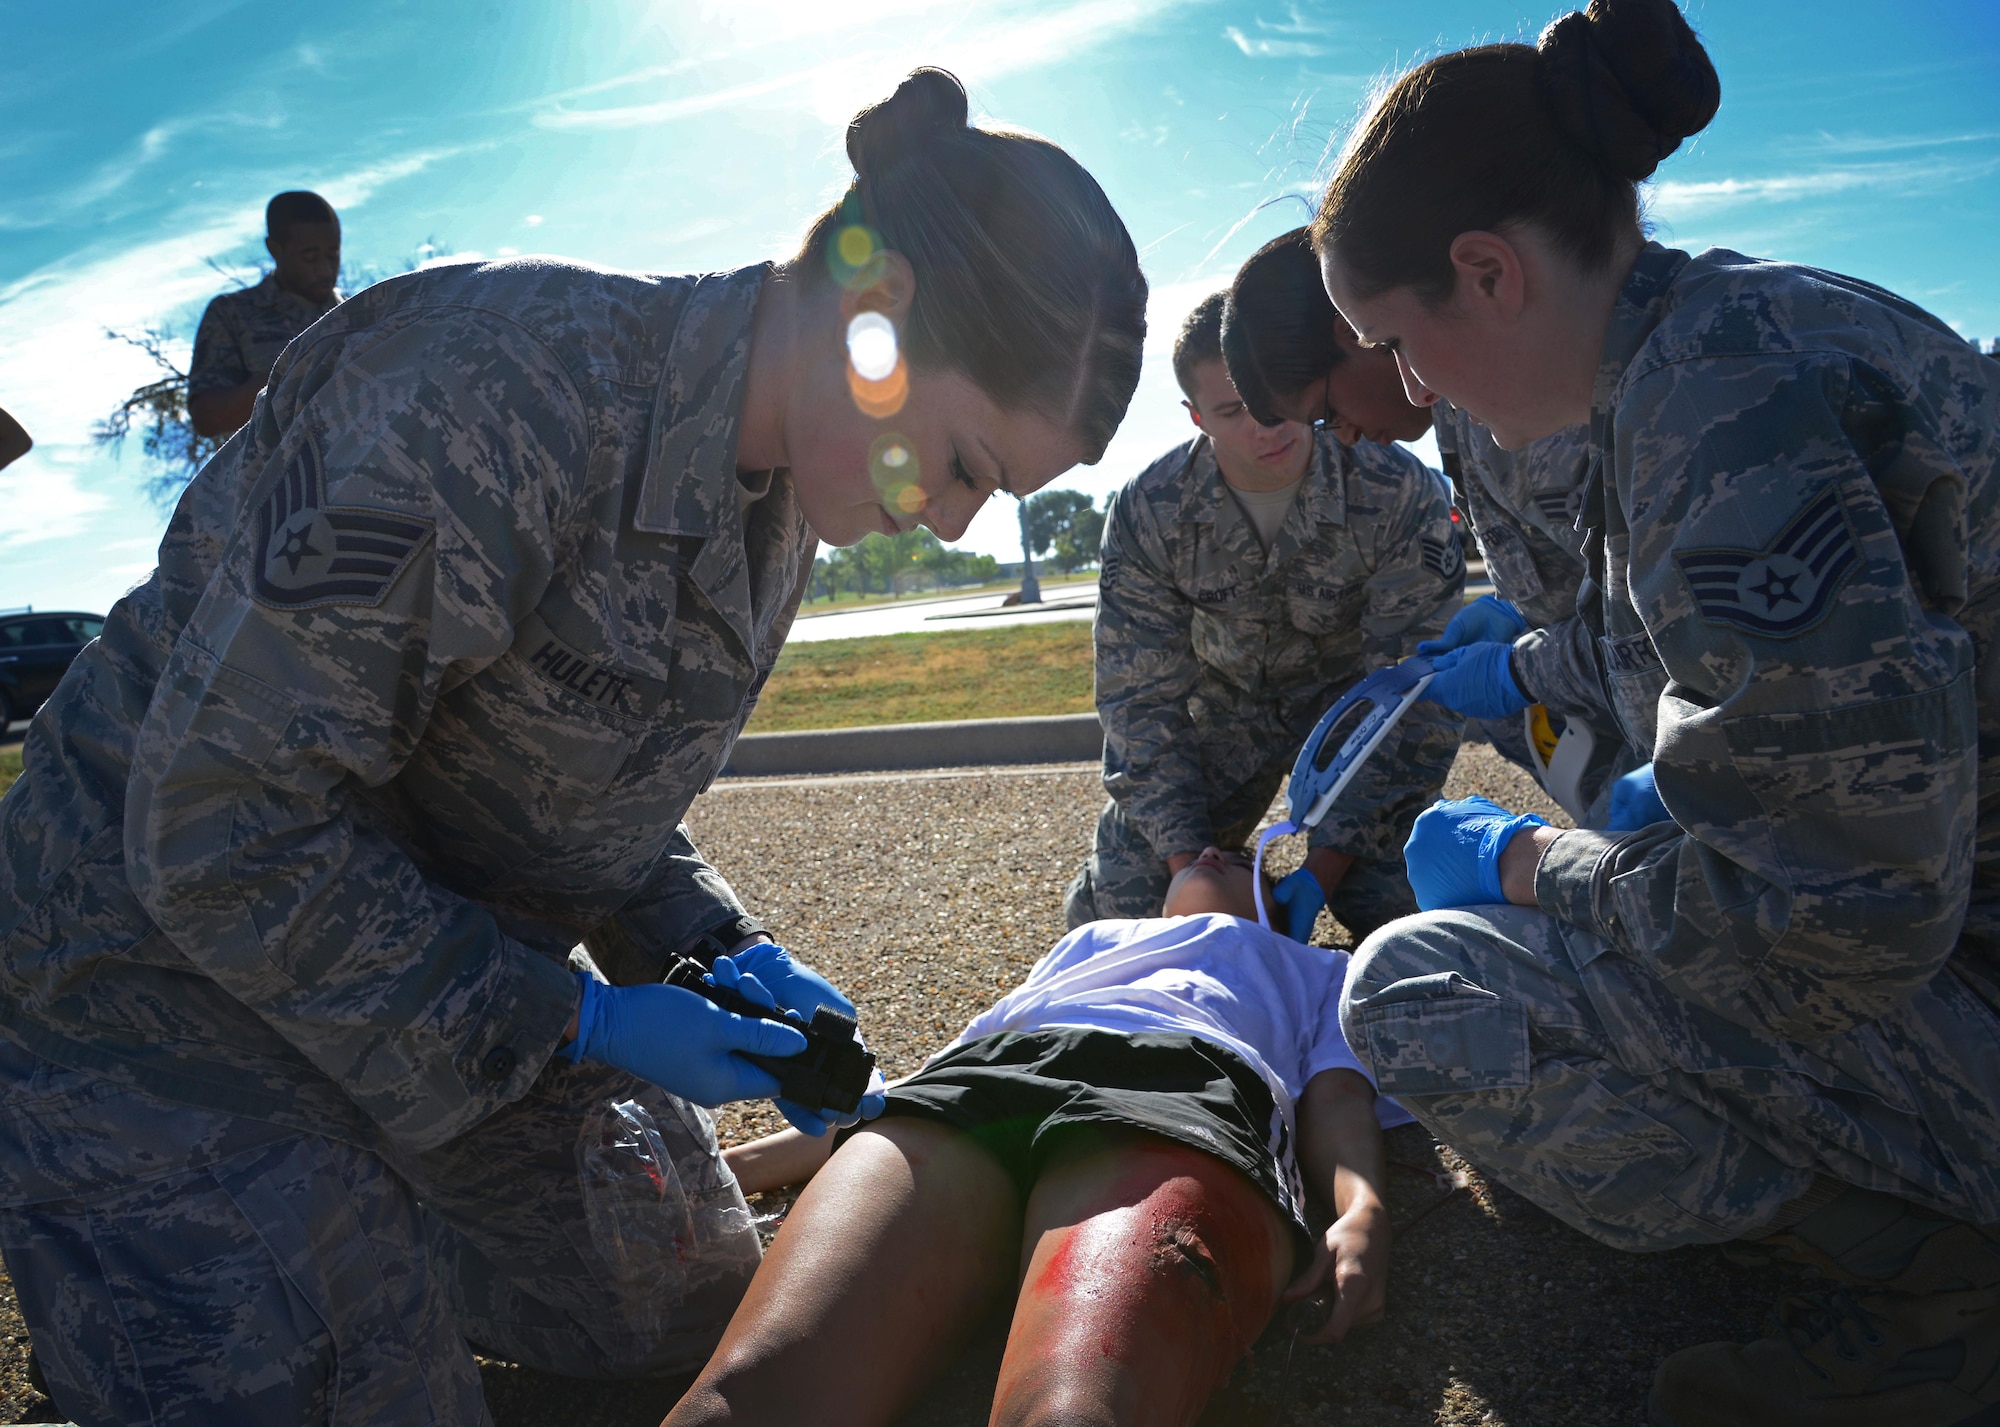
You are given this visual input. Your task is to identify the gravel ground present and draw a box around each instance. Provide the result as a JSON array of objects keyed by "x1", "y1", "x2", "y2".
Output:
[{"x1": 0, "y1": 743, "x2": 1776, "y2": 1426}]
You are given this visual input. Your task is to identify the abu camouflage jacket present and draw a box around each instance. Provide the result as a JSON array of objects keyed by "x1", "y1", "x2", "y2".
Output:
[
  {"x1": 1433, "y1": 404, "x2": 1630, "y2": 734},
  {"x1": 1095, "y1": 430, "x2": 1463, "y2": 862},
  {"x1": 1534, "y1": 243, "x2": 2000, "y2": 1049},
  {"x1": 0, "y1": 259, "x2": 812, "y2": 1155},
  {"x1": 189, "y1": 273, "x2": 341, "y2": 398}
]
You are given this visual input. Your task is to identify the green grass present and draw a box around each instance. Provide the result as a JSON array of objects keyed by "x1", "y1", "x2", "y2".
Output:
[
  {"x1": 745, "y1": 622, "x2": 1094, "y2": 732},
  {"x1": 0, "y1": 624, "x2": 1088, "y2": 792}
]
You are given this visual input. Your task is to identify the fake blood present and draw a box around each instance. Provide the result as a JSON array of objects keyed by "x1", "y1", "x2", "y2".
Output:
[{"x1": 997, "y1": 1145, "x2": 1286, "y2": 1424}]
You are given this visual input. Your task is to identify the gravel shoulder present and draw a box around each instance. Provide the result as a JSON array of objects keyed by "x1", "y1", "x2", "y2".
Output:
[{"x1": 0, "y1": 743, "x2": 1775, "y2": 1426}]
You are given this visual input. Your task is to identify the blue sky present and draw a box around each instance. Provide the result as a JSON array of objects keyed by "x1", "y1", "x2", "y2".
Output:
[{"x1": 3, "y1": 0, "x2": 1997, "y2": 615}]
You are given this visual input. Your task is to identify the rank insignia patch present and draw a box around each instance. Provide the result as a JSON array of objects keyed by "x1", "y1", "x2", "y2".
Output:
[
  {"x1": 1674, "y1": 489, "x2": 1858, "y2": 638},
  {"x1": 253, "y1": 437, "x2": 432, "y2": 609},
  {"x1": 1421, "y1": 534, "x2": 1465, "y2": 581},
  {"x1": 1533, "y1": 489, "x2": 1576, "y2": 527}
]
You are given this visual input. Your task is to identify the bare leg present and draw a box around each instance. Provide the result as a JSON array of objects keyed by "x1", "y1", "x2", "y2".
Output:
[
  {"x1": 722, "y1": 1127, "x2": 835, "y2": 1195},
  {"x1": 664, "y1": 1119, "x2": 1021, "y2": 1427},
  {"x1": 990, "y1": 1131, "x2": 1291, "y2": 1427}
]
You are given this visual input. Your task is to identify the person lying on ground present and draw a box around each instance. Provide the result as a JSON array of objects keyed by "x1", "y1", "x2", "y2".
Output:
[{"x1": 667, "y1": 845, "x2": 1408, "y2": 1427}]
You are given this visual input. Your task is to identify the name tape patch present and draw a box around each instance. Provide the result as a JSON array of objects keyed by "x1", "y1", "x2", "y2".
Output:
[
  {"x1": 254, "y1": 437, "x2": 432, "y2": 609},
  {"x1": 515, "y1": 613, "x2": 668, "y2": 719},
  {"x1": 1674, "y1": 489, "x2": 1858, "y2": 639}
]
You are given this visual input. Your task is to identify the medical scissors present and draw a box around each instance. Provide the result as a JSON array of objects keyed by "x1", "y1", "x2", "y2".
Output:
[{"x1": 1252, "y1": 657, "x2": 1435, "y2": 931}]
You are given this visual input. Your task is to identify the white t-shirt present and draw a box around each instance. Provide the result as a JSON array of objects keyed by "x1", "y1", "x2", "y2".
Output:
[
  {"x1": 1227, "y1": 477, "x2": 1303, "y2": 550},
  {"x1": 939, "y1": 913, "x2": 1412, "y2": 1131}
]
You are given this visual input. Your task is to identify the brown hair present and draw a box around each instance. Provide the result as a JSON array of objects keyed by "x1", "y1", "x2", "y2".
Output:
[
  {"x1": 798, "y1": 68, "x2": 1148, "y2": 463},
  {"x1": 1221, "y1": 228, "x2": 1347, "y2": 426},
  {"x1": 1171, "y1": 292, "x2": 1227, "y2": 402},
  {"x1": 1313, "y1": 0, "x2": 1719, "y2": 303}
]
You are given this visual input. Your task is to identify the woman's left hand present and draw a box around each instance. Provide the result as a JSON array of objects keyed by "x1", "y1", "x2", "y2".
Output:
[{"x1": 1281, "y1": 1202, "x2": 1391, "y2": 1345}]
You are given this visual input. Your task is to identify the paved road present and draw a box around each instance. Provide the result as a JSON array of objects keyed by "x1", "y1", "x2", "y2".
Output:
[
  {"x1": 786, "y1": 582, "x2": 1100, "y2": 643},
  {"x1": 785, "y1": 563, "x2": 1494, "y2": 645}
]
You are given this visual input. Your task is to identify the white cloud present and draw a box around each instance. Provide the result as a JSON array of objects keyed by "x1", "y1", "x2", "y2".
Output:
[
  {"x1": 0, "y1": 447, "x2": 113, "y2": 553},
  {"x1": 524, "y1": 213, "x2": 545, "y2": 227},
  {"x1": 0, "y1": 118, "x2": 193, "y2": 230},
  {"x1": 0, "y1": 147, "x2": 461, "y2": 450},
  {"x1": 1651, "y1": 157, "x2": 2000, "y2": 219},
  {"x1": 1223, "y1": 25, "x2": 1327, "y2": 58},
  {"x1": 1799, "y1": 129, "x2": 2000, "y2": 156},
  {"x1": 536, "y1": 70, "x2": 806, "y2": 131},
  {"x1": 535, "y1": 0, "x2": 1190, "y2": 132}
]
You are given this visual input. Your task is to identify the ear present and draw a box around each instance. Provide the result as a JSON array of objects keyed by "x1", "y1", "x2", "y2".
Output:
[
  {"x1": 264, "y1": 234, "x2": 281, "y2": 264},
  {"x1": 839, "y1": 249, "x2": 916, "y2": 325},
  {"x1": 1183, "y1": 399, "x2": 1203, "y2": 430},
  {"x1": 1447, "y1": 231, "x2": 1525, "y2": 319}
]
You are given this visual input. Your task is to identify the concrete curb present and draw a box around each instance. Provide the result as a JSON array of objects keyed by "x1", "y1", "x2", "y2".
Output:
[{"x1": 723, "y1": 712, "x2": 1103, "y2": 778}]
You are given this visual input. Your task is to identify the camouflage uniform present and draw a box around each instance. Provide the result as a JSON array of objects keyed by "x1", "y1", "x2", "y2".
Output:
[
  {"x1": 1432, "y1": 405, "x2": 1642, "y2": 823},
  {"x1": 188, "y1": 273, "x2": 340, "y2": 400},
  {"x1": 0, "y1": 258, "x2": 810, "y2": 1419},
  {"x1": 1344, "y1": 244, "x2": 2000, "y2": 1248},
  {"x1": 1066, "y1": 430, "x2": 1464, "y2": 935}
]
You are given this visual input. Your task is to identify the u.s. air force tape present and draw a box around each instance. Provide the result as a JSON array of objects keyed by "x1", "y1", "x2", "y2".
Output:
[{"x1": 514, "y1": 611, "x2": 669, "y2": 719}]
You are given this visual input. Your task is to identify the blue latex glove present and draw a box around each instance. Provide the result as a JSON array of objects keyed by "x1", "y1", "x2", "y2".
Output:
[
  {"x1": 1606, "y1": 763, "x2": 1671, "y2": 832},
  {"x1": 1403, "y1": 796, "x2": 1548, "y2": 911},
  {"x1": 705, "y1": 957, "x2": 885, "y2": 1136},
  {"x1": 729, "y1": 941, "x2": 857, "y2": 1021},
  {"x1": 1420, "y1": 642, "x2": 1531, "y2": 720},
  {"x1": 564, "y1": 967, "x2": 806, "y2": 1108},
  {"x1": 1270, "y1": 867, "x2": 1327, "y2": 943},
  {"x1": 1416, "y1": 594, "x2": 1528, "y2": 655}
]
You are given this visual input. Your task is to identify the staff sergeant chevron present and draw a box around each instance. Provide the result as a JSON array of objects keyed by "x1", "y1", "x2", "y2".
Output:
[
  {"x1": 253, "y1": 437, "x2": 433, "y2": 610},
  {"x1": 1673, "y1": 487, "x2": 1859, "y2": 639}
]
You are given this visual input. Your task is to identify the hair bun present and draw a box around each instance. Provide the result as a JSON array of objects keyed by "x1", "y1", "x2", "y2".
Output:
[
  {"x1": 1537, "y1": 0, "x2": 1720, "y2": 182},
  {"x1": 847, "y1": 68, "x2": 971, "y2": 178}
]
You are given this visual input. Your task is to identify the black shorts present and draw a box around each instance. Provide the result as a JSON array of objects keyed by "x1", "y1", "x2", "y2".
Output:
[{"x1": 865, "y1": 1028, "x2": 1310, "y2": 1259}]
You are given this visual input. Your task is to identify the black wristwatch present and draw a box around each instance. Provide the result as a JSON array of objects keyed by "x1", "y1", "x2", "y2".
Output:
[{"x1": 678, "y1": 913, "x2": 771, "y2": 969}]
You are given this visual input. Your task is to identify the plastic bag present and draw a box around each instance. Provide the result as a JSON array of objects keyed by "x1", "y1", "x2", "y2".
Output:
[{"x1": 578, "y1": 1097, "x2": 762, "y2": 1340}]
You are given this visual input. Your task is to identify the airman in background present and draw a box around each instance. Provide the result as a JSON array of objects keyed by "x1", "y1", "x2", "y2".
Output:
[
  {"x1": 187, "y1": 190, "x2": 342, "y2": 440},
  {"x1": 1224, "y1": 228, "x2": 1641, "y2": 827},
  {"x1": 1067, "y1": 292, "x2": 1464, "y2": 943}
]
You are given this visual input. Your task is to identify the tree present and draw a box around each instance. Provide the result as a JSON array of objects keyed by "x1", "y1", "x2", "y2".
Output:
[
  {"x1": 1050, "y1": 498, "x2": 1107, "y2": 575},
  {"x1": 1023, "y1": 489, "x2": 1107, "y2": 575},
  {"x1": 1023, "y1": 489, "x2": 1092, "y2": 557},
  {"x1": 90, "y1": 327, "x2": 222, "y2": 506},
  {"x1": 809, "y1": 528, "x2": 999, "y2": 600},
  {"x1": 94, "y1": 242, "x2": 457, "y2": 505}
]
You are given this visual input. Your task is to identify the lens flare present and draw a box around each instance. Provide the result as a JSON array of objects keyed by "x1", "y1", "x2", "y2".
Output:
[
  {"x1": 846, "y1": 312, "x2": 898, "y2": 382},
  {"x1": 826, "y1": 197, "x2": 886, "y2": 290},
  {"x1": 869, "y1": 433, "x2": 925, "y2": 516},
  {"x1": 836, "y1": 225, "x2": 876, "y2": 269},
  {"x1": 848, "y1": 349, "x2": 909, "y2": 418}
]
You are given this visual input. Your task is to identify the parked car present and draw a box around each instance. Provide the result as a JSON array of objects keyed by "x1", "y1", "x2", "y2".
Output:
[{"x1": 0, "y1": 610, "x2": 104, "y2": 731}]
